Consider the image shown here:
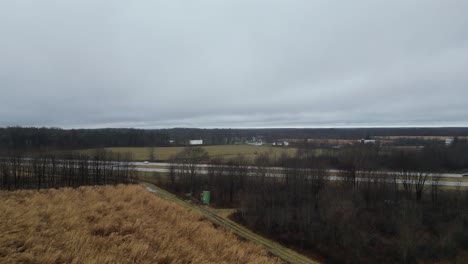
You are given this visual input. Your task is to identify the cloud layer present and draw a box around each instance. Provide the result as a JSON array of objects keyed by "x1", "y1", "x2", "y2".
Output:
[{"x1": 1, "y1": 1, "x2": 467, "y2": 128}]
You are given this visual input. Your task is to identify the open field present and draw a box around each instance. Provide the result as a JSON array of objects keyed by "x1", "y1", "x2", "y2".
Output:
[
  {"x1": 0, "y1": 184, "x2": 281, "y2": 264},
  {"x1": 283, "y1": 138, "x2": 358, "y2": 144},
  {"x1": 284, "y1": 136, "x2": 468, "y2": 145},
  {"x1": 79, "y1": 145, "x2": 298, "y2": 161},
  {"x1": 373, "y1": 136, "x2": 468, "y2": 140}
]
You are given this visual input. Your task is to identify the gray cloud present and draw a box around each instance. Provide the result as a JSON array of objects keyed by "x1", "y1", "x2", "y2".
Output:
[{"x1": 1, "y1": 1, "x2": 467, "y2": 128}]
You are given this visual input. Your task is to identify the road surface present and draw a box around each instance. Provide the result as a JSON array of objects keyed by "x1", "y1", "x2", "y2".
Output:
[{"x1": 135, "y1": 162, "x2": 468, "y2": 187}]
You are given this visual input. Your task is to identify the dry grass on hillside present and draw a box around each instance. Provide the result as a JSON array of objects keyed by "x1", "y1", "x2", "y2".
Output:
[{"x1": 0, "y1": 185, "x2": 280, "y2": 264}]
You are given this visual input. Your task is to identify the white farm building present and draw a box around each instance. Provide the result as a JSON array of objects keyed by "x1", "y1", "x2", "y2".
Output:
[
  {"x1": 272, "y1": 141, "x2": 290, "y2": 146},
  {"x1": 189, "y1": 139, "x2": 203, "y2": 145}
]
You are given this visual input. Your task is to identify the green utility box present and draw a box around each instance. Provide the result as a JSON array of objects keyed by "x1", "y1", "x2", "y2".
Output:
[{"x1": 201, "y1": 191, "x2": 210, "y2": 205}]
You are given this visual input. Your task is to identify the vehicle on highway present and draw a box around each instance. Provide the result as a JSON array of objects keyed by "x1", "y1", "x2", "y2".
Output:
[
  {"x1": 143, "y1": 161, "x2": 149, "y2": 164},
  {"x1": 463, "y1": 173, "x2": 468, "y2": 177}
]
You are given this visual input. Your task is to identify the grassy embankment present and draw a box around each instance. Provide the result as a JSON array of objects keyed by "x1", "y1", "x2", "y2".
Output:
[
  {"x1": 0, "y1": 185, "x2": 281, "y2": 264},
  {"x1": 80, "y1": 145, "x2": 298, "y2": 161}
]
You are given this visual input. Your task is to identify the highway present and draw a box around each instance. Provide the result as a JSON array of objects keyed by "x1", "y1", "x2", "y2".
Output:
[{"x1": 134, "y1": 162, "x2": 468, "y2": 187}]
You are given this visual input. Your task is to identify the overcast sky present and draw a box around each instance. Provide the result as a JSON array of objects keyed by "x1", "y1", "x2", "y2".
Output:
[{"x1": 1, "y1": 1, "x2": 467, "y2": 128}]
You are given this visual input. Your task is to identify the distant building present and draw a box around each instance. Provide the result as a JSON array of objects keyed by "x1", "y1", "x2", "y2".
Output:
[
  {"x1": 246, "y1": 136, "x2": 264, "y2": 146},
  {"x1": 445, "y1": 138, "x2": 454, "y2": 146},
  {"x1": 359, "y1": 139, "x2": 376, "y2": 144},
  {"x1": 272, "y1": 141, "x2": 290, "y2": 146},
  {"x1": 189, "y1": 139, "x2": 203, "y2": 145},
  {"x1": 247, "y1": 141, "x2": 264, "y2": 146}
]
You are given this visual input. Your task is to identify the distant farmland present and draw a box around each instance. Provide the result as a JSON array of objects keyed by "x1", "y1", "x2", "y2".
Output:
[
  {"x1": 80, "y1": 145, "x2": 298, "y2": 161},
  {"x1": 0, "y1": 185, "x2": 280, "y2": 264}
]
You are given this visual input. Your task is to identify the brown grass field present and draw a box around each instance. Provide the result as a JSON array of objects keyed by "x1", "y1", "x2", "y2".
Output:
[
  {"x1": 283, "y1": 138, "x2": 358, "y2": 144},
  {"x1": 373, "y1": 136, "x2": 468, "y2": 140},
  {"x1": 80, "y1": 145, "x2": 298, "y2": 161},
  {"x1": 0, "y1": 185, "x2": 281, "y2": 264}
]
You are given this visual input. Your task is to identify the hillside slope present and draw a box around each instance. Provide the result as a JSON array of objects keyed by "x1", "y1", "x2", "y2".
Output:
[{"x1": 0, "y1": 185, "x2": 280, "y2": 264}]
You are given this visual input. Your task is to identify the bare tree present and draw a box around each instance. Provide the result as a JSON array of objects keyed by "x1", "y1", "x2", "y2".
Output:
[
  {"x1": 414, "y1": 171, "x2": 429, "y2": 201},
  {"x1": 174, "y1": 147, "x2": 209, "y2": 194},
  {"x1": 0, "y1": 150, "x2": 134, "y2": 191},
  {"x1": 430, "y1": 173, "x2": 441, "y2": 205},
  {"x1": 305, "y1": 162, "x2": 326, "y2": 211},
  {"x1": 168, "y1": 162, "x2": 177, "y2": 189}
]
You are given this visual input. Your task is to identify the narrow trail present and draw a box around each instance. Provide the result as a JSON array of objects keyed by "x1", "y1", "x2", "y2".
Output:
[{"x1": 143, "y1": 183, "x2": 319, "y2": 264}]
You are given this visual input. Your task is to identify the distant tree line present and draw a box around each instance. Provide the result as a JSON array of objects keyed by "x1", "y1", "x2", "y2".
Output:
[
  {"x1": 0, "y1": 127, "x2": 170, "y2": 150},
  {"x1": 2, "y1": 127, "x2": 468, "y2": 150},
  {"x1": 419, "y1": 137, "x2": 468, "y2": 171},
  {"x1": 286, "y1": 138, "x2": 468, "y2": 172},
  {"x1": 158, "y1": 146, "x2": 468, "y2": 264},
  {"x1": 164, "y1": 127, "x2": 468, "y2": 142},
  {"x1": 0, "y1": 150, "x2": 135, "y2": 190}
]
